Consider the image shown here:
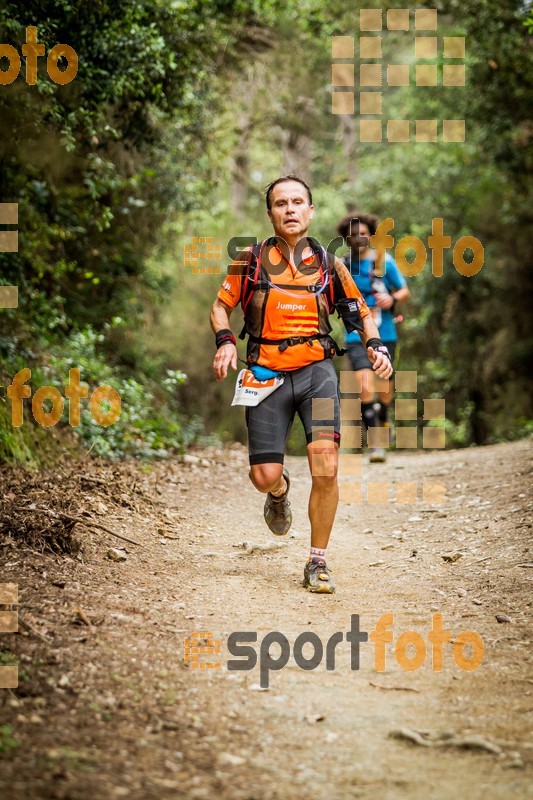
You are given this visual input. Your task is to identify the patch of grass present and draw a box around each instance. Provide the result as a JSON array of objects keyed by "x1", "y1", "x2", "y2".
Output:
[
  {"x1": 56, "y1": 747, "x2": 95, "y2": 773},
  {"x1": 0, "y1": 399, "x2": 81, "y2": 468},
  {"x1": 0, "y1": 724, "x2": 19, "y2": 753},
  {"x1": 0, "y1": 650, "x2": 18, "y2": 666},
  {"x1": 0, "y1": 403, "x2": 35, "y2": 466},
  {"x1": 16, "y1": 666, "x2": 30, "y2": 683},
  {"x1": 40, "y1": 747, "x2": 95, "y2": 773},
  {"x1": 164, "y1": 690, "x2": 177, "y2": 706}
]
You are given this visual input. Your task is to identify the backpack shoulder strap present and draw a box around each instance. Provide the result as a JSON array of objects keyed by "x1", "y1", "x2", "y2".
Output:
[
  {"x1": 309, "y1": 242, "x2": 336, "y2": 313},
  {"x1": 325, "y1": 250, "x2": 336, "y2": 312},
  {"x1": 239, "y1": 241, "x2": 264, "y2": 314},
  {"x1": 330, "y1": 252, "x2": 363, "y2": 306}
]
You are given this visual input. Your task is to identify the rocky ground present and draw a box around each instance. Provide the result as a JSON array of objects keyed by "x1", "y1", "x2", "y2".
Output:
[{"x1": 0, "y1": 438, "x2": 531, "y2": 799}]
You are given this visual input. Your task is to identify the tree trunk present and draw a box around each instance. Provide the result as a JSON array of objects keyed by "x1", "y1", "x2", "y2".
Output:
[{"x1": 231, "y1": 109, "x2": 253, "y2": 215}]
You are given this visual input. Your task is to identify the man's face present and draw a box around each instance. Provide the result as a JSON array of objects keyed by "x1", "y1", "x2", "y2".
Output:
[
  {"x1": 347, "y1": 221, "x2": 371, "y2": 253},
  {"x1": 267, "y1": 180, "x2": 314, "y2": 240}
]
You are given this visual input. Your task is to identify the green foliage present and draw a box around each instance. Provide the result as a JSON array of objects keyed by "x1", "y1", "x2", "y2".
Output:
[
  {"x1": 0, "y1": 0, "x2": 294, "y2": 463},
  {"x1": 156, "y1": 0, "x2": 531, "y2": 448},
  {"x1": 0, "y1": 0, "x2": 262, "y2": 334},
  {"x1": 0, "y1": 402, "x2": 35, "y2": 465},
  {"x1": 43, "y1": 325, "x2": 198, "y2": 457},
  {"x1": 0, "y1": 0, "x2": 530, "y2": 461}
]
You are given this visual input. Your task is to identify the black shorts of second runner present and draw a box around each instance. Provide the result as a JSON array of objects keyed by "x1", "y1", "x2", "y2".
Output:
[
  {"x1": 245, "y1": 359, "x2": 340, "y2": 465},
  {"x1": 346, "y1": 341, "x2": 396, "y2": 372}
]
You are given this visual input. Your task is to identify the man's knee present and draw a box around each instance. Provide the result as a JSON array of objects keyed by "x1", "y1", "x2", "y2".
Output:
[
  {"x1": 378, "y1": 390, "x2": 393, "y2": 405},
  {"x1": 308, "y1": 446, "x2": 338, "y2": 484},
  {"x1": 311, "y1": 473, "x2": 338, "y2": 495},
  {"x1": 360, "y1": 369, "x2": 374, "y2": 400},
  {"x1": 249, "y1": 462, "x2": 284, "y2": 493}
]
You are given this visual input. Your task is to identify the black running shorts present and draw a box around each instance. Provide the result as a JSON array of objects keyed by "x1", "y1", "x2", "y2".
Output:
[
  {"x1": 346, "y1": 341, "x2": 396, "y2": 372},
  {"x1": 245, "y1": 360, "x2": 340, "y2": 465}
]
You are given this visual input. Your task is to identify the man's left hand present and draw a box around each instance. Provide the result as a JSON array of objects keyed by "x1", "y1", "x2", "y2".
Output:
[
  {"x1": 367, "y1": 346, "x2": 393, "y2": 378},
  {"x1": 374, "y1": 292, "x2": 394, "y2": 310}
]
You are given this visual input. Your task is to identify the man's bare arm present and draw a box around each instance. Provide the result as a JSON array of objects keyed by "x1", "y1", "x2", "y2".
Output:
[
  {"x1": 333, "y1": 257, "x2": 393, "y2": 379},
  {"x1": 361, "y1": 315, "x2": 393, "y2": 378},
  {"x1": 393, "y1": 286, "x2": 410, "y2": 303},
  {"x1": 210, "y1": 298, "x2": 238, "y2": 381},
  {"x1": 210, "y1": 297, "x2": 234, "y2": 333},
  {"x1": 361, "y1": 312, "x2": 381, "y2": 347}
]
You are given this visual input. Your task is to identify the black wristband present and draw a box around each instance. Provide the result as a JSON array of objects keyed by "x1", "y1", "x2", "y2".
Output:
[
  {"x1": 366, "y1": 338, "x2": 392, "y2": 363},
  {"x1": 215, "y1": 328, "x2": 236, "y2": 349}
]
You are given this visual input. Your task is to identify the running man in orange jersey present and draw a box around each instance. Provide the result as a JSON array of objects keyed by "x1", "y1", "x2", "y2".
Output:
[{"x1": 210, "y1": 176, "x2": 392, "y2": 593}]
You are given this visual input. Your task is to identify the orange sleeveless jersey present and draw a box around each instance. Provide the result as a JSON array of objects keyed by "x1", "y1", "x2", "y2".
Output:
[{"x1": 217, "y1": 242, "x2": 370, "y2": 371}]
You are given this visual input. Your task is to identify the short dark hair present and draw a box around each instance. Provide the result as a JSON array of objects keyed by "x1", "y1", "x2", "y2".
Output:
[
  {"x1": 265, "y1": 175, "x2": 313, "y2": 210},
  {"x1": 337, "y1": 212, "x2": 378, "y2": 240}
]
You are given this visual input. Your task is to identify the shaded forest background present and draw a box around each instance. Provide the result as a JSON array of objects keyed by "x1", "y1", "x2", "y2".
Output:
[{"x1": 0, "y1": 0, "x2": 531, "y2": 465}]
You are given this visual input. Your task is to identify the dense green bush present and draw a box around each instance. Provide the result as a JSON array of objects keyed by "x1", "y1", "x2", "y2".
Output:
[{"x1": 0, "y1": 324, "x2": 202, "y2": 460}]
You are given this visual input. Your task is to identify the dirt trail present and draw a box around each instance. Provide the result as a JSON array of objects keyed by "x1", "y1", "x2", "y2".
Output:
[{"x1": 1, "y1": 440, "x2": 532, "y2": 799}]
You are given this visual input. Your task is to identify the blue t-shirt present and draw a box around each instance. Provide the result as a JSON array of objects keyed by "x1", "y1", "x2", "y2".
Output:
[{"x1": 344, "y1": 251, "x2": 406, "y2": 343}]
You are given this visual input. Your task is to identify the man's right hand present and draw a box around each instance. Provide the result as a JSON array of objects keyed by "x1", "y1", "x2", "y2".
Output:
[
  {"x1": 213, "y1": 343, "x2": 238, "y2": 381},
  {"x1": 366, "y1": 346, "x2": 393, "y2": 379}
]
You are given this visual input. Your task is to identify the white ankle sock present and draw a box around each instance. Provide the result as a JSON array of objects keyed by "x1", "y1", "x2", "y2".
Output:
[{"x1": 310, "y1": 546, "x2": 326, "y2": 561}]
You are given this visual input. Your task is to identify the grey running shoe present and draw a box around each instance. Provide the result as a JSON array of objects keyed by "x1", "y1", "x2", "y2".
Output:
[
  {"x1": 264, "y1": 468, "x2": 292, "y2": 535},
  {"x1": 302, "y1": 558, "x2": 336, "y2": 594},
  {"x1": 369, "y1": 448, "x2": 386, "y2": 463}
]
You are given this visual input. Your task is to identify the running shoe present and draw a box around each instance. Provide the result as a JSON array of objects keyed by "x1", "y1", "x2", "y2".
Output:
[
  {"x1": 302, "y1": 558, "x2": 336, "y2": 594},
  {"x1": 264, "y1": 468, "x2": 292, "y2": 535},
  {"x1": 369, "y1": 448, "x2": 386, "y2": 463}
]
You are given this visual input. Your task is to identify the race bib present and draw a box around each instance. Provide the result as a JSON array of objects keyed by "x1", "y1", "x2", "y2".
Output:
[{"x1": 231, "y1": 369, "x2": 285, "y2": 407}]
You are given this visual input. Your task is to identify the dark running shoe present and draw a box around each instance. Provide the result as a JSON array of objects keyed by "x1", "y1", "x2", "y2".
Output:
[
  {"x1": 263, "y1": 468, "x2": 292, "y2": 535},
  {"x1": 302, "y1": 558, "x2": 336, "y2": 594}
]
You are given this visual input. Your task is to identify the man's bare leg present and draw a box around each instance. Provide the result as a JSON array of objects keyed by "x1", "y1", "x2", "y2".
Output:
[
  {"x1": 377, "y1": 378, "x2": 394, "y2": 429},
  {"x1": 303, "y1": 442, "x2": 338, "y2": 592},
  {"x1": 359, "y1": 367, "x2": 386, "y2": 462},
  {"x1": 307, "y1": 442, "x2": 339, "y2": 547},
  {"x1": 377, "y1": 381, "x2": 393, "y2": 406},
  {"x1": 359, "y1": 368, "x2": 375, "y2": 405},
  {"x1": 249, "y1": 463, "x2": 285, "y2": 494},
  {"x1": 250, "y1": 463, "x2": 292, "y2": 536}
]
